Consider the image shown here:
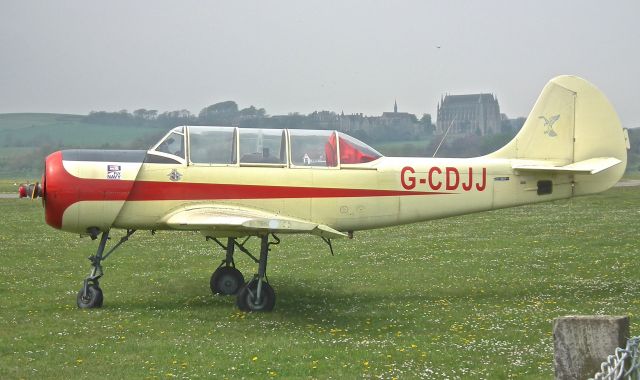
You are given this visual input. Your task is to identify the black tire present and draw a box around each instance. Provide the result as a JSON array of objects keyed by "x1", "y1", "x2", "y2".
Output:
[
  {"x1": 77, "y1": 285, "x2": 103, "y2": 309},
  {"x1": 94, "y1": 287, "x2": 104, "y2": 307},
  {"x1": 236, "y1": 280, "x2": 275, "y2": 312},
  {"x1": 210, "y1": 267, "x2": 244, "y2": 296}
]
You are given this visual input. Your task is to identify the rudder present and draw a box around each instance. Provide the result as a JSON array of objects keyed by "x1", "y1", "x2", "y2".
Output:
[{"x1": 489, "y1": 75, "x2": 628, "y2": 194}]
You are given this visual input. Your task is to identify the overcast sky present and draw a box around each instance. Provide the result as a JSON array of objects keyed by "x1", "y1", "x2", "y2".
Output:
[{"x1": 1, "y1": 1, "x2": 638, "y2": 126}]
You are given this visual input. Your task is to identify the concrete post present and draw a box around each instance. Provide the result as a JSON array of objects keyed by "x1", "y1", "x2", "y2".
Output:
[{"x1": 553, "y1": 315, "x2": 629, "y2": 380}]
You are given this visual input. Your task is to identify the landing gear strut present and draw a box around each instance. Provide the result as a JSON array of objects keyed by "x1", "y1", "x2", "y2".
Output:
[
  {"x1": 206, "y1": 235, "x2": 278, "y2": 311},
  {"x1": 236, "y1": 234, "x2": 279, "y2": 312},
  {"x1": 77, "y1": 229, "x2": 135, "y2": 309},
  {"x1": 207, "y1": 237, "x2": 246, "y2": 296}
]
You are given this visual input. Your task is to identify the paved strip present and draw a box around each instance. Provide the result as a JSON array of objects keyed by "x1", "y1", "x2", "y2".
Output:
[{"x1": 615, "y1": 180, "x2": 640, "y2": 187}]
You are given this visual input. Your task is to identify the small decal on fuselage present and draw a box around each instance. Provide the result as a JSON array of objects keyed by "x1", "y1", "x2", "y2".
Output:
[
  {"x1": 168, "y1": 169, "x2": 183, "y2": 182},
  {"x1": 107, "y1": 164, "x2": 121, "y2": 180},
  {"x1": 494, "y1": 176, "x2": 510, "y2": 181},
  {"x1": 401, "y1": 166, "x2": 487, "y2": 192}
]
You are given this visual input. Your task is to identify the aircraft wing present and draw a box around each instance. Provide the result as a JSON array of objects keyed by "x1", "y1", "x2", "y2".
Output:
[
  {"x1": 160, "y1": 204, "x2": 347, "y2": 239},
  {"x1": 512, "y1": 157, "x2": 622, "y2": 175}
]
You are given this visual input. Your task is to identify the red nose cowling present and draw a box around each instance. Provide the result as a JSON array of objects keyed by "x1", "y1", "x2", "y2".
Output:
[
  {"x1": 42, "y1": 150, "x2": 143, "y2": 232},
  {"x1": 43, "y1": 151, "x2": 80, "y2": 230}
]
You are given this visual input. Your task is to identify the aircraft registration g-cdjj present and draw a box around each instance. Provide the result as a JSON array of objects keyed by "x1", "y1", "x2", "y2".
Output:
[{"x1": 30, "y1": 75, "x2": 630, "y2": 311}]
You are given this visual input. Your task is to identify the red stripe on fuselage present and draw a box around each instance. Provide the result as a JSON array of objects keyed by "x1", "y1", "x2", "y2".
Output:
[{"x1": 126, "y1": 181, "x2": 445, "y2": 201}]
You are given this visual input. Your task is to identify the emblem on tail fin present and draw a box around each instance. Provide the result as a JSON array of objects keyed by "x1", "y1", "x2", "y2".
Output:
[{"x1": 538, "y1": 114, "x2": 560, "y2": 137}]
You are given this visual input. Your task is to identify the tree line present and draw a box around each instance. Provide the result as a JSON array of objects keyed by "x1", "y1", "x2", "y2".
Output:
[{"x1": 83, "y1": 100, "x2": 436, "y2": 143}]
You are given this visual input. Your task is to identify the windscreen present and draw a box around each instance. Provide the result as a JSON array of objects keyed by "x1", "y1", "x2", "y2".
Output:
[{"x1": 154, "y1": 127, "x2": 185, "y2": 159}]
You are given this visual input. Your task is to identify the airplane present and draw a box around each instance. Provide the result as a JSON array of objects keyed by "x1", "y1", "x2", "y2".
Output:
[
  {"x1": 33, "y1": 75, "x2": 629, "y2": 312},
  {"x1": 18, "y1": 182, "x2": 40, "y2": 198}
]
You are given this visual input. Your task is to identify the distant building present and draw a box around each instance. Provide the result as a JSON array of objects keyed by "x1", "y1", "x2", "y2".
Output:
[
  {"x1": 338, "y1": 112, "x2": 370, "y2": 133},
  {"x1": 338, "y1": 100, "x2": 418, "y2": 135},
  {"x1": 436, "y1": 93, "x2": 501, "y2": 136},
  {"x1": 381, "y1": 100, "x2": 416, "y2": 122}
]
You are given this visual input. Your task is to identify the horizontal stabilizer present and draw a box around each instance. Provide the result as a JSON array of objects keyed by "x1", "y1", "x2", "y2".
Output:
[{"x1": 512, "y1": 157, "x2": 622, "y2": 175}]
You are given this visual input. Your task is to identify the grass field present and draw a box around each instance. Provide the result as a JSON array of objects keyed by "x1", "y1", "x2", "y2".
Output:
[
  {"x1": 0, "y1": 179, "x2": 22, "y2": 193},
  {"x1": 372, "y1": 138, "x2": 434, "y2": 157},
  {"x1": 0, "y1": 113, "x2": 161, "y2": 145},
  {"x1": 0, "y1": 187, "x2": 638, "y2": 379}
]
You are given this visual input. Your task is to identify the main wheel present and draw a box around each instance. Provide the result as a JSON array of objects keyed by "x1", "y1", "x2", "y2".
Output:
[
  {"x1": 236, "y1": 280, "x2": 275, "y2": 312},
  {"x1": 77, "y1": 285, "x2": 103, "y2": 308},
  {"x1": 210, "y1": 267, "x2": 244, "y2": 296}
]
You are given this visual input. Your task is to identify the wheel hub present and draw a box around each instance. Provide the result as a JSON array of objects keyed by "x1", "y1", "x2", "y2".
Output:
[
  {"x1": 220, "y1": 275, "x2": 239, "y2": 294},
  {"x1": 247, "y1": 293, "x2": 267, "y2": 310}
]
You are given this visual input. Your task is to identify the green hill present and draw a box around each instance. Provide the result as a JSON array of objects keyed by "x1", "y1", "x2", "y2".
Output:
[{"x1": 0, "y1": 113, "x2": 165, "y2": 178}]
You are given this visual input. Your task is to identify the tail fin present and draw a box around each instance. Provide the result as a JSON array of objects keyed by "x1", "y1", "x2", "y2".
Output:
[{"x1": 489, "y1": 75, "x2": 629, "y2": 195}]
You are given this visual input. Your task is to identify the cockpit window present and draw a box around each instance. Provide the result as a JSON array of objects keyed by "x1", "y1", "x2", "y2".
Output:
[
  {"x1": 154, "y1": 127, "x2": 185, "y2": 159},
  {"x1": 325, "y1": 132, "x2": 382, "y2": 165},
  {"x1": 289, "y1": 129, "x2": 336, "y2": 167},
  {"x1": 189, "y1": 126, "x2": 236, "y2": 164},
  {"x1": 337, "y1": 132, "x2": 382, "y2": 164},
  {"x1": 239, "y1": 129, "x2": 286, "y2": 164}
]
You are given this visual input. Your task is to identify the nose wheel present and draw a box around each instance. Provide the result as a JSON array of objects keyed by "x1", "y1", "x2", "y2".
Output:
[
  {"x1": 77, "y1": 284, "x2": 103, "y2": 308},
  {"x1": 76, "y1": 229, "x2": 136, "y2": 309}
]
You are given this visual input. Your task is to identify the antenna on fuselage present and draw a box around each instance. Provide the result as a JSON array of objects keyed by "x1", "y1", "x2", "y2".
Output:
[{"x1": 432, "y1": 117, "x2": 456, "y2": 157}]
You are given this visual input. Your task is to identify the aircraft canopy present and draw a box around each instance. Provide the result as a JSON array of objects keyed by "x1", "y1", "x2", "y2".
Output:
[{"x1": 149, "y1": 126, "x2": 383, "y2": 166}]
